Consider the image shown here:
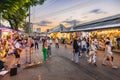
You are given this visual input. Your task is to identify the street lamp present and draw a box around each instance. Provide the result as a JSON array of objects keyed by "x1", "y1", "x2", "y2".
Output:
[
  {"x1": 0, "y1": 12, "x2": 2, "y2": 27},
  {"x1": 29, "y1": 7, "x2": 31, "y2": 35}
]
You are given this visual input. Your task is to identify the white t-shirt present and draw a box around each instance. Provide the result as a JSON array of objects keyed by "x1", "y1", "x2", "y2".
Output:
[
  {"x1": 91, "y1": 44, "x2": 96, "y2": 51},
  {"x1": 50, "y1": 39, "x2": 52, "y2": 44},
  {"x1": 56, "y1": 39, "x2": 59, "y2": 43},
  {"x1": 94, "y1": 39, "x2": 98, "y2": 45},
  {"x1": 78, "y1": 42, "x2": 81, "y2": 46},
  {"x1": 81, "y1": 40, "x2": 86, "y2": 48},
  {"x1": 47, "y1": 40, "x2": 50, "y2": 45},
  {"x1": 15, "y1": 42, "x2": 21, "y2": 48}
]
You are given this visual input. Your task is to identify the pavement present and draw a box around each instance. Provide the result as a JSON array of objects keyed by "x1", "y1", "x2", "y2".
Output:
[
  {"x1": 112, "y1": 49, "x2": 120, "y2": 53},
  {"x1": 0, "y1": 43, "x2": 120, "y2": 80}
]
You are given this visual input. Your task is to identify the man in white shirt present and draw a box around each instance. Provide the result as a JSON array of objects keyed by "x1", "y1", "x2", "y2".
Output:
[
  {"x1": 50, "y1": 39, "x2": 52, "y2": 45},
  {"x1": 47, "y1": 38, "x2": 52, "y2": 57},
  {"x1": 55, "y1": 38, "x2": 59, "y2": 48},
  {"x1": 15, "y1": 41, "x2": 21, "y2": 49}
]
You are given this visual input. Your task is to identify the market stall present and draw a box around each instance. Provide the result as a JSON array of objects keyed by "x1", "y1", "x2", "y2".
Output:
[
  {"x1": 0, "y1": 28, "x2": 13, "y2": 40},
  {"x1": 90, "y1": 28, "x2": 120, "y2": 49}
]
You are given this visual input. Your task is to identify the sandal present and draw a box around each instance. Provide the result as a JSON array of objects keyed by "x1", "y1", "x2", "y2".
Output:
[
  {"x1": 112, "y1": 66, "x2": 118, "y2": 69},
  {"x1": 102, "y1": 64, "x2": 106, "y2": 66}
]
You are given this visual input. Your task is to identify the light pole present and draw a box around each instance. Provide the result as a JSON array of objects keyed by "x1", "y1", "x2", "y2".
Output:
[
  {"x1": 29, "y1": 7, "x2": 31, "y2": 35},
  {"x1": 0, "y1": 12, "x2": 2, "y2": 27},
  {"x1": 28, "y1": 7, "x2": 32, "y2": 64}
]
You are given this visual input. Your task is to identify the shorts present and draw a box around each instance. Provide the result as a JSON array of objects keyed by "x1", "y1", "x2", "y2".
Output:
[
  {"x1": 82, "y1": 48, "x2": 86, "y2": 52},
  {"x1": 106, "y1": 52, "x2": 112, "y2": 57},
  {"x1": 14, "y1": 49, "x2": 20, "y2": 58},
  {"x1": 15, "y1": 53, "x2": 20, "y2": 58}
]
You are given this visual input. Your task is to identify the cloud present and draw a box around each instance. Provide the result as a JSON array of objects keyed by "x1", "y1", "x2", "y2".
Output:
[
  {"x1": 62, "y1": 19, "x2": 80, "y2": 25},
  {"x1": 89, "y1": 9, "x2": 106, "y2": 14},
  {"x1": 82, "y1": 16, "x2": 88, "y2": 19},
  {"x1": 36, "y1": 20, "x2": 52, "y2": 26}
]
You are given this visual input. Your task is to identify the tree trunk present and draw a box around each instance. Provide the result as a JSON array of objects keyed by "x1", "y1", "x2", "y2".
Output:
[
  {"x1": 14, "y1": 18, "x2": 18, "y2": 30},
  {"x1": 8, "y1": 20, "x2": 14, "y2": 29}
]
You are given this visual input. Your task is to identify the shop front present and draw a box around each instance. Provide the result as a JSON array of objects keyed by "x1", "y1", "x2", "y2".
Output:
[
  {"x1": 50, "y1": 32, "x2": 61, "y2": 39},
  {"x1": 90, "y1": 28, "x2": 120, "y2": 49},
  {"x1": 0, "y1": 28, "x2": 13, "y2": 40}
]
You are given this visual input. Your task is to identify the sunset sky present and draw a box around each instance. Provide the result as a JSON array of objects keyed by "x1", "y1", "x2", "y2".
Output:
[{"x1": 30, "y1": 0, "x2": 120, "y2": 32}]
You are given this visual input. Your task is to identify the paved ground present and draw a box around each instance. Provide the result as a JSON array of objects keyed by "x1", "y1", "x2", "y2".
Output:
[{"x1": 0, "y1": 43, "x2": 120, "y2": 80}]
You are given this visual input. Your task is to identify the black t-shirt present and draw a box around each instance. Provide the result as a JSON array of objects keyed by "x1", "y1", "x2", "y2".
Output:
[{"x1": 73, "y1": 39, "x2": 79, "y2": 53}]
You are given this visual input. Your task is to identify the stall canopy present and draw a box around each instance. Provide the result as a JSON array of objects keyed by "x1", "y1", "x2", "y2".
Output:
[{"x1": 0, "y1": 28, "x2": 14, "y2": 32}]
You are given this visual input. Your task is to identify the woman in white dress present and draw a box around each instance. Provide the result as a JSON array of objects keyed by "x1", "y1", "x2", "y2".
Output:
[
  {"x1": 88, "y1": 41, "x2": 97, "y2": 66},
  {"x1": 102, "y1": 41, "x2": 117, "y2": 68}
]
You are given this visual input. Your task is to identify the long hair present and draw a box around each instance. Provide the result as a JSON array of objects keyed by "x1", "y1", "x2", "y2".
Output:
[{"x1": 42, "y1": 39, "x2": 46, "y2": 48}]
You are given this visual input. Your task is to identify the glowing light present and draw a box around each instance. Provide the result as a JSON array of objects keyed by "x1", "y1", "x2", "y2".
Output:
[{"x1": 2, "y1": 31, "x2": 8, "y2": 35}]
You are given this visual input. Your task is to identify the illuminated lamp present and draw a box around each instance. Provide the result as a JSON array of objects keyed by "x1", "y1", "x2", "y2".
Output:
[{"x1": 3, "y1": 31, "x2": 8, "y2": 35}]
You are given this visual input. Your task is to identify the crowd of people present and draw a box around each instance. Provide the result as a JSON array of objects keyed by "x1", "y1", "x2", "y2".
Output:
[
  {"x1": 0, "y1": 32, "x2": 119, "y2": 74},
  {"x1": 0, "y1": 31, "x2": 57, "y2": 71},
  {"x1": 72, "y1": 36, "x2": 118, "y2": 69},
  {"x1": 0, "y1": 31, "x2": 43, "y2": 70}
]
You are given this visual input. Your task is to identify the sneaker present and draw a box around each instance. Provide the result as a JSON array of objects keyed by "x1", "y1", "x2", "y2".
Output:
[
  {"x1": 75, "y1": 62, "x2": 78, "y2": 64},
  {"x1": 112, "y1": 66, "x2": 118, "y2": 69},
  {"x1": 93, "y1": 63, "x2": 97, "y2": 67},
  {"x1": 102, "y1": 64, "x2": 106, "y2": 66},
  {"x1": 71, "y1": 58, "x2": 74, "y2": 61},
  {"x1": 1, "y1": 68, "x2": 5, "y2": 71}
]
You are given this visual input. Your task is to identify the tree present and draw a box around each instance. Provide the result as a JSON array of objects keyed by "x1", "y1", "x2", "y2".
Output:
[
  {"x1": 3, "y1": 8, "x2": 27, "y2": 30},
  {"x1": 0, "y1": 0, "x2": 30, "y2": 14},
  {"x1": 0, "y1": 0, "x2": 45, "y2": 30}
]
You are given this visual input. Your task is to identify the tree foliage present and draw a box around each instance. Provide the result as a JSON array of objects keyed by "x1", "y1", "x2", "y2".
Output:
[{"x1": 0, "y1": 0, "x2": 45, "y2": 30}]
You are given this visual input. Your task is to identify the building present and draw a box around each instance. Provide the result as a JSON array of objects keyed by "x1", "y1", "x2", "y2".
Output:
[
  {"x1": 73, "y1": 14, "x2": 120, "y2": 49},
  {"x1": 48, "y1": 24, "x2": 67, "y2": 39}
]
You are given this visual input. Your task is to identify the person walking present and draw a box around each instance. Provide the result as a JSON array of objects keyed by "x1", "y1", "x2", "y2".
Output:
[
  {"x1": 86, "y1": 38, "x2": 90, "y2": 57},
  {"x1": 78, "y1": 38, "x2": 82, "y2": 57},
  {"x1": 88, "y1": 41, "x2": 97, "y2": 66},
  {"x1": 47, "y1": 38, "x2": 52, "y2": 57},
  {"x1": 64, "y1": 38, "x2": 67, "y2": 48},
  {"x1": 102, "y1": 41, "x2": 117, "y2": 68},
  {"x1": 94, "y1": 38, "x2": 99, "y2": 49},
  {"x1": 72, "y1": 37, "x2": 79, "y2": 63},
  {"x1": 55, "y1": 38, "x2": 59, "y2": 48},
  {"x1": 28, "y1": 36, "x2": 34, "y2": 63},
  {"x1": 106, "y1": 37, "x2": 113, "y2": 50},
  {"x1": 81, "y1": 38, "x2": 87, "y2": 57},
  {"x1": 34, "y1": 37, "x2": 39, "y2": 50}
]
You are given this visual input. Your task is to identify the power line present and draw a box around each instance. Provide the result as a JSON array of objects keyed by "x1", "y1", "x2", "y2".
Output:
[
  {"x1": 41, "y1": 0, "x2": 57, "y2": 10},
  {"x1": 31, "y1": 0, "x2": 57, "y2": 22},
  {"x1": 32, "y1": 0, "x2": 57, "y2": 13},
  {"x1": 36, "y1": 0, "x2": 95, "y2": 19}
]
